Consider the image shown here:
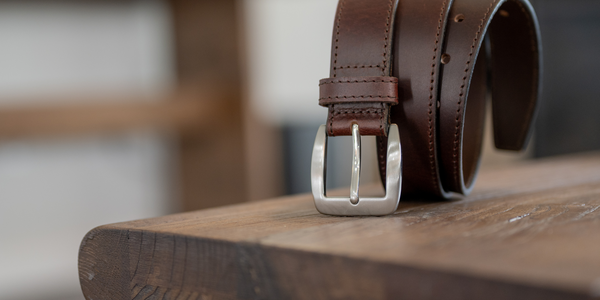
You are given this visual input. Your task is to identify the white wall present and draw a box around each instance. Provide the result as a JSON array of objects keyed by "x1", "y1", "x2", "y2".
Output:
[
  {"x1": 0, "y1": 2, "x2": 174, "y2": 299},
  {"x1": 0, "y1": 1, "x2": 173, "y2": 103},
  {"x1": 243, "y1": 0, "x2": 338, "y2": 125}
]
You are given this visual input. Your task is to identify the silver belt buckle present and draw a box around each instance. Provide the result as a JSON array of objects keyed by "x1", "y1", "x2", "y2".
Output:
[{"x1": 311, "y1": 123, "x2": 402, "y2": 216}]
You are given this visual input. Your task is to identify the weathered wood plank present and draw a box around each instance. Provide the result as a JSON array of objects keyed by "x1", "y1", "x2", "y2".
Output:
[{"x1": 79, "y1": 152, "x2": 600, "y2": 300}]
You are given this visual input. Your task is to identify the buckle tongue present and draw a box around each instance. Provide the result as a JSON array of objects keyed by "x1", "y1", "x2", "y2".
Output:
[
  {"x1": 311, "y1": 123, "x2": 402, "y2": 216},
  {"x1": 350, "y1": 123, "x2": 361, "y2": 205}
]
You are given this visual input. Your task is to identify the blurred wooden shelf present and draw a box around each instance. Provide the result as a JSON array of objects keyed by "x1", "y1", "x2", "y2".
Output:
[
  {"x1": 79, "y1": 152, "x2": 600, "y2": 300},
  {"x1": 0, "y1": 87, "x2": 235, "y2": 140}
]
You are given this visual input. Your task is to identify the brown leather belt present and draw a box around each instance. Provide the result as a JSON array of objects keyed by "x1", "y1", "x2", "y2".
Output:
[{"x1": 312, "y1": 0, "x2": 541, "y2": 215}]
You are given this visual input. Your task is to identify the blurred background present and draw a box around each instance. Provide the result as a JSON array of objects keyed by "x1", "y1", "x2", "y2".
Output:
[{"x1": 0, "y1": 0, "x2": 598, "y2": 299}]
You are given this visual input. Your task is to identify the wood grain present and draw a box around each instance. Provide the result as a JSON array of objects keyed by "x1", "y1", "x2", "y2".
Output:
[{"x1": 79, "y1": 152, "x2": 600, "y2": 300}]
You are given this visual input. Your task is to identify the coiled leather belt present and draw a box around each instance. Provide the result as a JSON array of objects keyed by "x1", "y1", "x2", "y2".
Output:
[{"x1": 311, "y1": 0, "x2": 542, "y2": 215}]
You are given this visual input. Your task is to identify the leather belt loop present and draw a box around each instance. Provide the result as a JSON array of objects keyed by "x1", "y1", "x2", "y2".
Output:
[
  {"x1": 318, "y1": 0, "x2": 541, "y2": 202},
  {"x1": 436, "y1": 0, "x2": 542, "y2": 195},
  {"x1": 319, "y1": 76, "x2": 399, "y2": 106}
]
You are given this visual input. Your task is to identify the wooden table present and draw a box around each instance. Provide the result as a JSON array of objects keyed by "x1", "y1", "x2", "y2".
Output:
[{"x1": 79, "y1": 152, "x2": 600, "y2": 300}]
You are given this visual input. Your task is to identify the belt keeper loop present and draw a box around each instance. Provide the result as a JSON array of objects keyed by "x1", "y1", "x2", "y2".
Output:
[{"x1": 319, "y1": 76, "x2": 399, "y2": 106}]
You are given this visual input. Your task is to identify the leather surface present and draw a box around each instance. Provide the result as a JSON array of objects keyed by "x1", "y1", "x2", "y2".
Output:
[{"x1": 319, "y1": 0, "x2": 542, "y2": 199}]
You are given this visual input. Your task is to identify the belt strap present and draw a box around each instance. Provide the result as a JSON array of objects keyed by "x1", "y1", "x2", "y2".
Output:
[
  {"x1": 322, "y1": 0, "x2": 399, "y2": 137},
  {"x1": 319, "y1": 0, "x2": 541, "y2": 199}
]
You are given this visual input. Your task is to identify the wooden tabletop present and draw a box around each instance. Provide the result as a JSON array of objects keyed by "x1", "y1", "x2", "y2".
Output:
[{"x1": 79, "y1": 152, "x2": 600, "y2": 300}]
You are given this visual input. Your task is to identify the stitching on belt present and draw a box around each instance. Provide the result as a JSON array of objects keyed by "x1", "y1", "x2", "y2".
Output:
[
  {"x1": 319, "y1": 79, "x2": 397, "y2": 86},
  {"x1": 333, "y1": 0, "x2": 346, "y2": 78},
  {"x1": 427, "y1": 0, "x2": 448, "y2": 193},
  {"x1": 381, "y1": 0, "x2": 394, "y2": 75},
  {"x1": 452, "y1": 0, "x2": 499, "y2": 187},
  {"x1": 320, "y1": 96, "x2": 397, "y2": 100}
]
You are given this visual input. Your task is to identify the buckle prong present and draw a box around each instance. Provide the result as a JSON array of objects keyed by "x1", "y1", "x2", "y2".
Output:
[{"x1": 350, "y1": 123, "x2": 361, "y2": 204}]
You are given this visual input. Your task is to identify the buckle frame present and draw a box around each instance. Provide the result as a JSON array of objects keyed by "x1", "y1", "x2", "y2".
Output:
[{"x1": 311, "y1": 123, "x2": 402, "y2": 216}]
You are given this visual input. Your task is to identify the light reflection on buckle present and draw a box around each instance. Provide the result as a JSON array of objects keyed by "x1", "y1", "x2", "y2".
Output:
[{"x1": 311, "y1": 123, "x2": 402, "y2": 216}]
